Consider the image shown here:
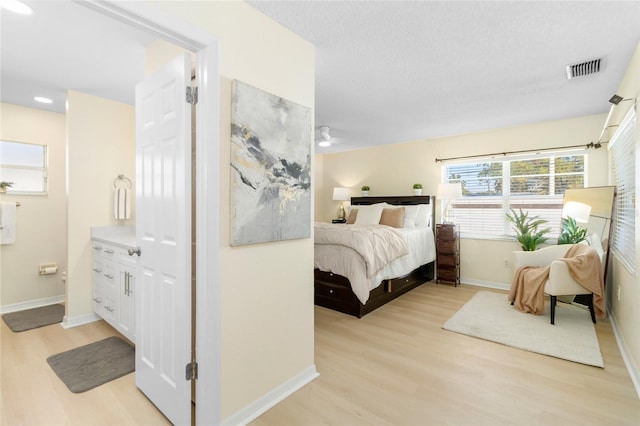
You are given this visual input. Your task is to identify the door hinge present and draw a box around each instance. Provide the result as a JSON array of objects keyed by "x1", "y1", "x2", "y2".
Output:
[
  {"x1": 186, "y1": 86, "x2": 198, "y2": 105},
  {"x1": 186, "y1": 361, "x2": 198, "y2": 380}
]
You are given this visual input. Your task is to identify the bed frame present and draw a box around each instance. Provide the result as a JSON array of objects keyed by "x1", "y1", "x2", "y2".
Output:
[{"x1": 314, "y1": 195, "x2": 436, "y2": 317}]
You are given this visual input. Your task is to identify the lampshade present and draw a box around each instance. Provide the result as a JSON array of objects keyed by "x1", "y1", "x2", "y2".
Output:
[
  {"x1": 332, "y1": 187, "x2": 350, "y2": 201},
  {"x1": 437, "y1": 183, "x2": 462, "y2": 200},
  {"x1": 562, "y1": 201, "x2": 592, "y2": 224}
]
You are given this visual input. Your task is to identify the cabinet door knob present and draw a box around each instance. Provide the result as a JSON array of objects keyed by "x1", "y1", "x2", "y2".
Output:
[{"x1": 128, "y1": 247, "x2": 141, "y2": 256}]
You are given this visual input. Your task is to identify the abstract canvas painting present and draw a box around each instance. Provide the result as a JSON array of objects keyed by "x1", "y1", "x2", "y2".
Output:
[{"x1": 230, "y1": 80, "x2": 312, "y2": 246}]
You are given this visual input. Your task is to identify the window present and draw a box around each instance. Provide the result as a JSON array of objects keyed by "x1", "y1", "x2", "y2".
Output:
[
  {"x1": 0, "y1": 140, "x2": 48, "y2": 194},
  {"x1": 443, "y1": 153, "x2": 586, "y2": 238},
  {"x1": 609, "y1": 107, "x2": 636, "y2": 275}
]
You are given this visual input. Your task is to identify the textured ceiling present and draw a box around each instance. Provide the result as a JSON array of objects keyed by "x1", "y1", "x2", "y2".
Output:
[
  {"x1": 248, "y1": 1, "x2": 640, "y2": 153},
  {"x1": 2, "y1": 1, "x2": 639, "y2": 155}
]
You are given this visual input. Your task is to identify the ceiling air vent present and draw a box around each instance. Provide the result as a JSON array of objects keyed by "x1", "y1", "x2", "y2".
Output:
[{"x1": 566, "y1": 58, "x2": 604, "y2": 79}]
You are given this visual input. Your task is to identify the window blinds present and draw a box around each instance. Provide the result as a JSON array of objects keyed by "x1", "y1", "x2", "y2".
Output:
[
  {"x1": 444, "y1": 154, "x2": 585, "y2": 238},
  {"x1": 608, "y1": 107, "x2": 636, "y2": 275}
]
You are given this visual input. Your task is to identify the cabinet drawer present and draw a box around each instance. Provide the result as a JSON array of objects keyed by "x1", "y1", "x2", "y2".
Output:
[
  {"x1": 436, "y1": 225, "x2": 457, "y2": 239},
  {"x1": 314, "y1": 280, "x2": 352, "y2": 301},
  {"x1": 437, "y1": 239, "x2": 458, "y2": 253},
  {"x1": 92, "y1": 243, "x2": 105, "y2": 259},
  {"x1": 100, "y1": 244, "x2": 118, "y2": 260},
  {"x1": 437, "y1": 254, "x2": 459, "y2": 267},
  {"x1": 437, "y1": 268, "x2": 459, "y2": 281}
]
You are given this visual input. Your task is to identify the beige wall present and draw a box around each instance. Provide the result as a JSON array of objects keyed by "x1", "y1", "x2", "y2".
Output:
[
  {"x1": 0, "y1": 103, "x2": 66, "y2": 309},
  {"x1": 606, "y1": 41, "x2": 640, "y2": 390},
  {"x1": 66, "y1": 91, "x2": 135, "y2": 322},
  {"x1": 156, "y1": 1, "x2": 315, "y2": 419}
]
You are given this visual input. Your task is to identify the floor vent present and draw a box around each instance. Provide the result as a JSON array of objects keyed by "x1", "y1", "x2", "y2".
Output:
[{"x1": 566, "y1": 58, "x2": 603, "y2": 79}]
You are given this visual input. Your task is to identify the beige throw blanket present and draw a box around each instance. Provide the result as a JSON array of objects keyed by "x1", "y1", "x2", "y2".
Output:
[
  {"x1": 508, "y1": 244, "x2": 606, "y2": 319},
  {"x1": 314, "y1": 223, "x2": 409, "y2": 278}
]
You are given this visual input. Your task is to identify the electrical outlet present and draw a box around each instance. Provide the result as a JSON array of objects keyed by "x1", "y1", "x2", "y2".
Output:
[
  {"x1": 617, "y1": 286, "x2": 621, "y2": 301},
  {"x1": 504, "y1": 259, "x2": 509, "y2": 268}
]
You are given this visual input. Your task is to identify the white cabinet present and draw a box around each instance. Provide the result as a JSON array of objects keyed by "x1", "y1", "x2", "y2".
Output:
[
  {"x1": 118, "y1": 264, "x2": 136, "y2": 341},
  {"x1": 92, "y1": 240, "x2": 137, "y2": 342}
]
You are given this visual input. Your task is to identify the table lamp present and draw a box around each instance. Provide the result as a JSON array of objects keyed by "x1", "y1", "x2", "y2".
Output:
[
  {"x1": 332, "y1": 187, "x2": 350, "y2": 220},
  {"x1": 437, "y1": 183, "x2": 462, "y2": 224}
]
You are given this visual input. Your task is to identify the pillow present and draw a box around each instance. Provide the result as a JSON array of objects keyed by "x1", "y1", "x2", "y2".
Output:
[
  {"x1": 353, "y1": 204, "x2": 384, "y2": 225},
  {"x1": 379, "y1": 207, "x2": 405, "y2": 228},
  {"x1": 415, "y1": 204, "x2": 433, "y2": 228},
  {"x1": 346, "y1": 209, "x2": 358, "y2": 224},
  {"x1": 402, "y1": 205, "x2": 421, "y2": 228}
]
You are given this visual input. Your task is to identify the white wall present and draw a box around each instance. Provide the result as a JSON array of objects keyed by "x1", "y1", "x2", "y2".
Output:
[
  {"x1": 155, "y1": 1, "x2": 315, "y2": 420},
  {"x1": 0, "y1": 103, "x2": 66, "y2": 310},
  {"x1": 65, "y1": 91, "x2": 135, "y2": 324}
]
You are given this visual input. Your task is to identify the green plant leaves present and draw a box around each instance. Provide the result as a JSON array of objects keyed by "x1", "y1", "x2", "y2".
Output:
[
  {"x1": 558, "y1": 216, "x2": 588, "y2": 245},
  {"x1": 505, "y1": 208, "x2": 551, "y2": 251}
]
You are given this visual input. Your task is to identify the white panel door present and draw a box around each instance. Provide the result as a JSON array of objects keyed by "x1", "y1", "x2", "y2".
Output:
[{"x1": 135, "y1": 52, "x2": 192, "y2": 425}]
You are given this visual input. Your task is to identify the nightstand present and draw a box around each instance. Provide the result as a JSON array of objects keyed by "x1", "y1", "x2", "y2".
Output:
[
  {"x1": 332, "y1": 219, "x2": 347, "y2": 224},
  {"x1": 436, "y1": 223, "x2": 460, "y2": 286}
]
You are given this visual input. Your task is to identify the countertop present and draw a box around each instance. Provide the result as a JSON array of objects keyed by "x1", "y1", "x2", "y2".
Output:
[{"x1": 91, "y1": 225, "x2": 136, "y2": 248}]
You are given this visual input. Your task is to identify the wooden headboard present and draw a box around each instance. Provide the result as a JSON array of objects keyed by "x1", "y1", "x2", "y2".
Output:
[{"x1": 350, "y1": 195, "x2": 436, "y2": 231}]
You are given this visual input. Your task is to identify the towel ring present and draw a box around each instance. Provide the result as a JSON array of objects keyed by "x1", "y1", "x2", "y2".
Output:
[{"x1": 113, "y1": 174, "x2": 132, "y2": 189}]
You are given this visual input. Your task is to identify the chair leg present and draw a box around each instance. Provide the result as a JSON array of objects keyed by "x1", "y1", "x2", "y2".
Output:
[
  {"x1": 586, "y1": 293, "x2": 597, "y2": 324},
  {"x1": 550, "y1": 295, "x2": 556, "y2": 325}
]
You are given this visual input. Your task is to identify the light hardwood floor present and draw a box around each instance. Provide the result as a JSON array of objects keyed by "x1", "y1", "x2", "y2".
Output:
[
  {"x1": 252, "y1": 284, "x2": 640, "y2": 426},
  {"x1": 1, "y1": 284, "x2": 638, "y2": 425},
  {"x1": 0, "y1": 316, "x2": 169, "y2": 425}
]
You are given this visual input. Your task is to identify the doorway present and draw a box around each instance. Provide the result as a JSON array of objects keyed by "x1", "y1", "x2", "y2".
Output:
[{"x1": 80, "y1": 2, "x2": 221, "y2": 424}]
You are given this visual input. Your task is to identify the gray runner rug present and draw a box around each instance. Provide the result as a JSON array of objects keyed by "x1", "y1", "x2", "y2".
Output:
[
  {"x1": 2, "y1": 304, "x2": 64, "y2": 332},
  {"x1": 47, "y1": 336, "x2": 135, "y2": 393}
]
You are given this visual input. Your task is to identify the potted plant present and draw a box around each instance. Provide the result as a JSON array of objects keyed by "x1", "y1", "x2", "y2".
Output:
[
  {"x1": 506, "y1": 208, "x2": 551, "y2": 251},
  {"x1": 413, "y1": 183, "x2": 422, "y2": 195},
  {"x1": 0, "y1": 181, "x2": 14, "y2": 194},
  {"x1": 361, "y1": 185, "x2": 370, "y2": 196},
  {"x1": 558, "y1": 216, "x2": 589, "y2": 245}
]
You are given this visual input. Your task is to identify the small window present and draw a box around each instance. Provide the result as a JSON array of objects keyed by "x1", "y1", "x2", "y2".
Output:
[{"x1": 0, "y1": 140, "x2": 48, "y2": 194}]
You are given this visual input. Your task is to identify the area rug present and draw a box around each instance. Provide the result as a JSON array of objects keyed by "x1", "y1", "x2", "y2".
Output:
[
  {"x1": 47, "y1": 336, "x2": 135, "y2": 393},
  {"x1": 2, "y1": 304, "x2": 64, "y2": 332},
  {"x1": 442, "y1": 291, "x2": 603, "y2": 367}
]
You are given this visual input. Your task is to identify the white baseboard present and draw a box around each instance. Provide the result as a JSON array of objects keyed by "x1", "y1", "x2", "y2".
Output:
[
  {"x1": 61, "y1": 312, "x2": 101, "y2": 329},
  {"x1": 461, "y1": 278, "x2": 510, "y2": 292},
  {"x1": 607, "y1": 308, "x2": 640, "y2": 399},
  {"x1": 221, "y1": 365, "x2": 319, "y2": 426},
  {"x1": 0, "y1": 295, "x2": 65, "y2": 314}
]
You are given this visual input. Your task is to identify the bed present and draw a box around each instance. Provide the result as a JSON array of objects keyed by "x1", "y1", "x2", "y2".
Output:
[{"x1": 314, "y1": 195, "x2": 436, "y2": 317}]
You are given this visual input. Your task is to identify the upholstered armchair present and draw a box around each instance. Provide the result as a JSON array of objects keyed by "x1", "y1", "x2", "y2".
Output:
[{"x1": 511, "y1": 234, "x2": 605, "y2": 325}]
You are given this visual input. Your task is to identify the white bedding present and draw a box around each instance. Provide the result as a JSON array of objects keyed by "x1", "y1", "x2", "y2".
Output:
[{"x1": 314, "y1": 223, "x2": 436, "y2": 304}]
